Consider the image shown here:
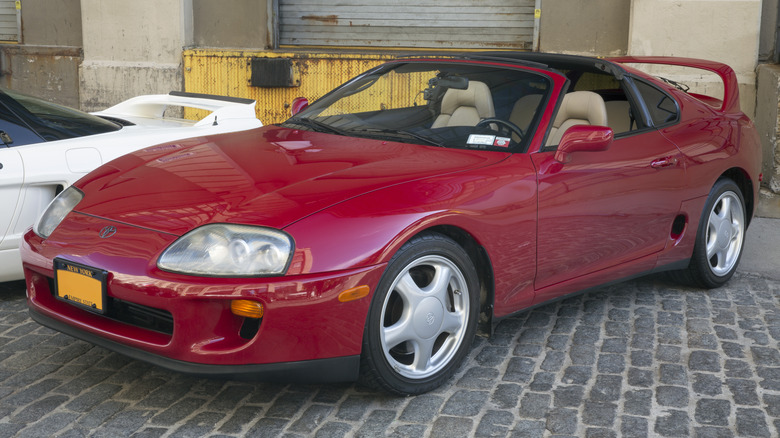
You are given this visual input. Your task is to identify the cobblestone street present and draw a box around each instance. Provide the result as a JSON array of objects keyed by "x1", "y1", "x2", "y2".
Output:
[{"x1": 0, "y1": 272, "x2": 778, "y2": 437}]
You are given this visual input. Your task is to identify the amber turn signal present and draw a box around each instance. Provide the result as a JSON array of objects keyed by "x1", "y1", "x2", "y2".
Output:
[
  {"x1": 338, "y1": 285, "x2": 370, "y2": 303},
  {"x1": 230, "y1": 299, "x2": 264, "y2": 319}
]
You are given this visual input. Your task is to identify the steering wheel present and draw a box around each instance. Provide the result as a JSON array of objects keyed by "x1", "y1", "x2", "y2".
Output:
[{"x1": 476, "y1": 118, "x2": 524, "y2": 140}]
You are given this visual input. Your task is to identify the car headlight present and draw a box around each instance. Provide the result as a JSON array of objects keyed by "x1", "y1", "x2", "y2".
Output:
[
  {"x1": 34, "y1": 186, "x2": 84, "y2": 239},
  {"x1": 157, "y1": 224, "x2": 293, "y2": 277}
]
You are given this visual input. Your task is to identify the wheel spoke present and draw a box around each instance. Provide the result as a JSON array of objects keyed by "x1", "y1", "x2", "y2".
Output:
[
  {"x1": 709, "y1": 208, "x2": 725, "y2": 229},
  {"x1": 383, "y1": 317, "x2": 415, "y2": 350},
  {"x1": 425, "y1": 264, "x2": 452, "y2": 301},
  {"x1": 711, "y1": 246, "x2": 727, "y2": 270},
  {"x1": 412, "y1": 337, "x2": 436, "y2": 372},
  {"x1": 394, "y1": 272, "x2": 426, "y2": 307},
  {"x1": 705, "y1": 224, "x2": 718, "y2": 259},
  {"x1": 440, "y1": 308, "x2": 464, "y2": 334},
  {"x1": 730, "y1": 223, "x2": 741, "y2": 241},
  {"x1": 720, "y1": 196, "x2": 731, "y2": 219}
]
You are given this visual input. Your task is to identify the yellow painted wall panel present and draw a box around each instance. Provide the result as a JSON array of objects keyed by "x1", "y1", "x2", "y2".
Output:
[{"x1": 182, "y1": 50, "x2": 395, "y2": 124}]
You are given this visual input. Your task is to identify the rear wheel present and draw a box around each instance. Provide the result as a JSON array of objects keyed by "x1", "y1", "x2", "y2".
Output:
[
  {"x1": 675, "y1": 178, "x2": 746, "y2": 288},
  {"x1": 360, "y1": 233, "x2": 479, "y2": 395}
]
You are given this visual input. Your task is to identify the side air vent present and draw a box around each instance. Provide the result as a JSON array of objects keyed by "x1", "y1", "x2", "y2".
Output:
[{"x1": 671, "y1": 214, "x2": 687, "y2": 241}]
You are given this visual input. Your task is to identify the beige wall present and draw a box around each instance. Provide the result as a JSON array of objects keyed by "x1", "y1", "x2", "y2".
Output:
[
  {"x1": 628, "y1": 0, "x2": 762, "y2": 117},
  {"x1": 21, "y1": 0, "x2": 82, "y2": 46},
  {"x1": 79, "y1": 0, "x2": 193, "y2": 111},
  {"x1": 539, "y1": 0, "x2": 630, "y2": 55},
  {"x1": 193, "y1": 0, "x2": 271, "y2": 49}
]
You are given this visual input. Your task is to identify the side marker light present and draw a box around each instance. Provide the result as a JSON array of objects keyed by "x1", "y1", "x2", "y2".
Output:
[
  {"x1": 338, "y1": 285, "x2": 370, "y2": 303},
  {"x1": 231, "y1": 300, "x2": 264, "y2": 319}
]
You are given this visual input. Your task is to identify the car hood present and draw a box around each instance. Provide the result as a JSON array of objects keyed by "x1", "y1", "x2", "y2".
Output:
[{"x1": 74, "y1": 125, "x2": 507, "y2": 235}]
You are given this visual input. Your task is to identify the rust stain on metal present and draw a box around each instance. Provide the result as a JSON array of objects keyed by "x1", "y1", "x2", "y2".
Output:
[{"x1": 301, "y1": 15, "x2": 338, "y2": 24}]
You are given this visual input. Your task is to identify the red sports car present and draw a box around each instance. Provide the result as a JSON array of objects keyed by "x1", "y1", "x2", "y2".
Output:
[{"x1": 21, "y1": 53, "x2": 761, "y2": 395}]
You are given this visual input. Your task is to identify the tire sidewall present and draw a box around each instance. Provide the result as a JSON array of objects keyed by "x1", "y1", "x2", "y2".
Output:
[{"x1": 362, "y1": 233, "x2": 480, "y2": 395}]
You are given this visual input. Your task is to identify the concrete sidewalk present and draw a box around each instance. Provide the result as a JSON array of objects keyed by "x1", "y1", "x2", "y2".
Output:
[{"x1": 740, "y1": 216, "x2": 780, "y2": 280}]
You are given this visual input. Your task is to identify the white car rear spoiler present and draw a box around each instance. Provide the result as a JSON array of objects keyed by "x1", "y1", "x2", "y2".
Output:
[{"x1": 93, "y1": 91, "x2": 260, "y2": 127}]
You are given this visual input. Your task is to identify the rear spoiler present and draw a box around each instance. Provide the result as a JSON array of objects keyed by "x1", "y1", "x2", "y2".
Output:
[
  {"x1": 92, "y1": 91, "x2": 259, "y2": 127},
  {"x1": 608, "y1": 56, "x2": 740, "y2": 114}
]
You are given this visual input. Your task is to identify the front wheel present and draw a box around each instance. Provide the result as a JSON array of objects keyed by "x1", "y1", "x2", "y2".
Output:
[
  {"x1": 360, "y1": 233, "x2": 479, "y2": 395},
  {"x1": 675, "y1": 178, "x2": 746, "y2": 288}
]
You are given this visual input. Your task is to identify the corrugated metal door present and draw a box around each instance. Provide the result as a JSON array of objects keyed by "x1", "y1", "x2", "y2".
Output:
[
  {"x1": 0, "y1": 0, "x2": 18, "y2": 42},
  {"x1": 278, "y1": 0, "x2": 537, "y2": 49}
]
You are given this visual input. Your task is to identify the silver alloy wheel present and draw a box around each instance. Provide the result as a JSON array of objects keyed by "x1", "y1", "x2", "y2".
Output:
[
  {"x1": 705, "y1": 190, "x2": 744, "y2": 276},
  {"x1": 379, "y1": 254, "x2": 470, "y2": 380}
]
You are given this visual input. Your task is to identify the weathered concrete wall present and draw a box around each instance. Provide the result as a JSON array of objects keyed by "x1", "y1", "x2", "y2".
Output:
[
  {"x1": 79, "y1": 0, "x2": 192, "y2": 111},
  {"x1": 756, "y1": 64, "x2": 780, "y2": 194},
  {"x1": 759, "y1": 0, "x2": 779, "y2": 61},
  {"x1": 21, "y1": 0, "x2": 82, "y2": 46},
  {"x1": 539, "y1": 0, "x2": 630, "y2": 55},
  {"x1": 192, "y1": 0, "x2": 271, "y2": 49},
  {"x1": 628, "y1": 0, "x2": 762, "y2": 118},
  {"x1": 0, "y1": 0, "x2": 83, "y2": 107},
  {"x1": 79, "y1": 63, "x2": 182, "y2": 111},
  {"x1": 0, "y1": 45, "x2": 82, "y2": 108}
]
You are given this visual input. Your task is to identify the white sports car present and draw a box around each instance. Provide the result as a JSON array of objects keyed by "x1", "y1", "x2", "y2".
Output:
[{"x1": 0, "y1": 89, "x2": 262, "y2": 282}]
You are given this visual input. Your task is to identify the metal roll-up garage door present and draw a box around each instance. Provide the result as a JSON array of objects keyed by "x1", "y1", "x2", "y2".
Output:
[
  {"x1": 0, "y1": 0, "x2": 18, "y2": 42},
  {"x1": 278, "y1": 0, "x2": 537, "y2": 50}
]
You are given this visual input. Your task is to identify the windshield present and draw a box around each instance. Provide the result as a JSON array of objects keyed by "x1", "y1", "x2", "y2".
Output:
[
  {"x1": 1, "y1": 88, "x2": 121, "y2": 141},
  {"x1": 282, "y1": 61, "x2": 550, "y2": 151}
]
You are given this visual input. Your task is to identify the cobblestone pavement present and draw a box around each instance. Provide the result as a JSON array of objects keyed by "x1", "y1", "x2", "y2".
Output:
[{"x1": 0, "y1": 273, "x2": 778, "y2": 437}]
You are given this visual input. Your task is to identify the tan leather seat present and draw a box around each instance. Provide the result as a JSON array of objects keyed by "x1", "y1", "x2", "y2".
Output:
[
  {"x1": 508, "y1": 94, "x2": 544, "y2": 141},
  {"x1": 431, "y1": 81, "x2": 495, "y2": 128},
  {"x1": 509, "y1": 94, "x2": 543, "y2": 133},
  {"x1": 604, "y1": 100, "x2": 632, "y2": 134},
  {"x1": 546, "y1": 91, "x2": 608, "y2": 146}
]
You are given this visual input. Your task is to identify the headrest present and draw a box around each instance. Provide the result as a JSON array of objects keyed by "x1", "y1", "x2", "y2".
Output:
[
  {"x1": 553, "y1": 91, "x2": 608, "y2": 127},
  {"x1": 440, "y1": 80, "x2": 494, "y2": 119}
]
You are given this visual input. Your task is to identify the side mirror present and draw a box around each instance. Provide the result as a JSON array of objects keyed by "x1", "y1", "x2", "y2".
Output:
[
  {"x1": 554, "y1": 125, "x2": 614, "y2": 163},
  {"x1": 290, "y1": 97, "x2": 309, "y2": 116}
]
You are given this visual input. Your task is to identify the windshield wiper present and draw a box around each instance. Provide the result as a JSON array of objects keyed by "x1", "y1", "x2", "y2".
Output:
[
  {"x1": 352, "y1": 128, "x2": 446, "y2": 148},
  {"x1": 285, "y1": 117, "x2": 350, "y2": 136}
]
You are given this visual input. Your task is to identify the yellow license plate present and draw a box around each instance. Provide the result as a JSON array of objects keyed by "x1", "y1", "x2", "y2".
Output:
[{"x1": 54, "y1": 258, "x2": 108, "y2": 314}]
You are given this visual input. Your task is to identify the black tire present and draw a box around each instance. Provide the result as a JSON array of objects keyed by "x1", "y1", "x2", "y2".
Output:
[
  {"x1": 359, "y1": 232, "x2": 480, "y2": 395},
  {"x1": 672, "y1": 178, "x2": 746, "y2": 288}
]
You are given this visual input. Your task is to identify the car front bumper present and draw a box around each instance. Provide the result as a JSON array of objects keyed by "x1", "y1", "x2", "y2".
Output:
[
  {"x1": 28, "y1": 307, "x2": 361, "y2": 382},
  {"x1": 21, "y1": 217, "x2": 386, "y2": 381}
]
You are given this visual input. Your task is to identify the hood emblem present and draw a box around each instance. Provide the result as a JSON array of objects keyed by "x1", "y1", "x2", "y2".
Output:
[{"x1": 99, "y1": 226, "x2": 117, "y2": 239}]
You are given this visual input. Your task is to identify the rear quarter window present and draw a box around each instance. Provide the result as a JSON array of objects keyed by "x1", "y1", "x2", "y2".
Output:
[{"x1": 634, "y1": 79, "x2": 679, "y2": 126}]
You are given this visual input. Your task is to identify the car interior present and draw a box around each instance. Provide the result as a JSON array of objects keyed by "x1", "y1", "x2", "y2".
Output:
[{"x1": 286, "y1": 55, "x2": 667, "y2": 152}]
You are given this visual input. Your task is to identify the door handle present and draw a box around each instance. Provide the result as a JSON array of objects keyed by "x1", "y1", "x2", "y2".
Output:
[{"x1": 651, "y1": 156, "x2": 677, "y2": 168}]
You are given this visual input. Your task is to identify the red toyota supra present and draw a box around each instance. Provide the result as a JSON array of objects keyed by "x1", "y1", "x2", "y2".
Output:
[{"x1": 21, "y1": 53, "x2": 761, "y2": 395}]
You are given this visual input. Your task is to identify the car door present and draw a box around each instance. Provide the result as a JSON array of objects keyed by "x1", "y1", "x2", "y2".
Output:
[
  {"x1": 531, "y1": 76, "x2": 686, "y2": 301},
  {"x1": 0, "y1": 146, "x2": 24, "y2": 250}
]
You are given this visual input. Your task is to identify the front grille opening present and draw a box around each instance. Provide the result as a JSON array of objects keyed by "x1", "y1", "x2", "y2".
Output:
[
  {"x1": 108, "y1": 298, "x2": 174, "y2": 335},
  {"x1": 239, "y1": 317, "x2": 261, "y2": 340},
  {"x1": 46, "y1": 278, "x2": 173, "y2": 335}
]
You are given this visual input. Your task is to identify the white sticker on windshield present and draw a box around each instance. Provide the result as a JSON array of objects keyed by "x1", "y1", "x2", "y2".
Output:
[{"x1": 467, "y1": 134, "x2": 496, "y2": 146}]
